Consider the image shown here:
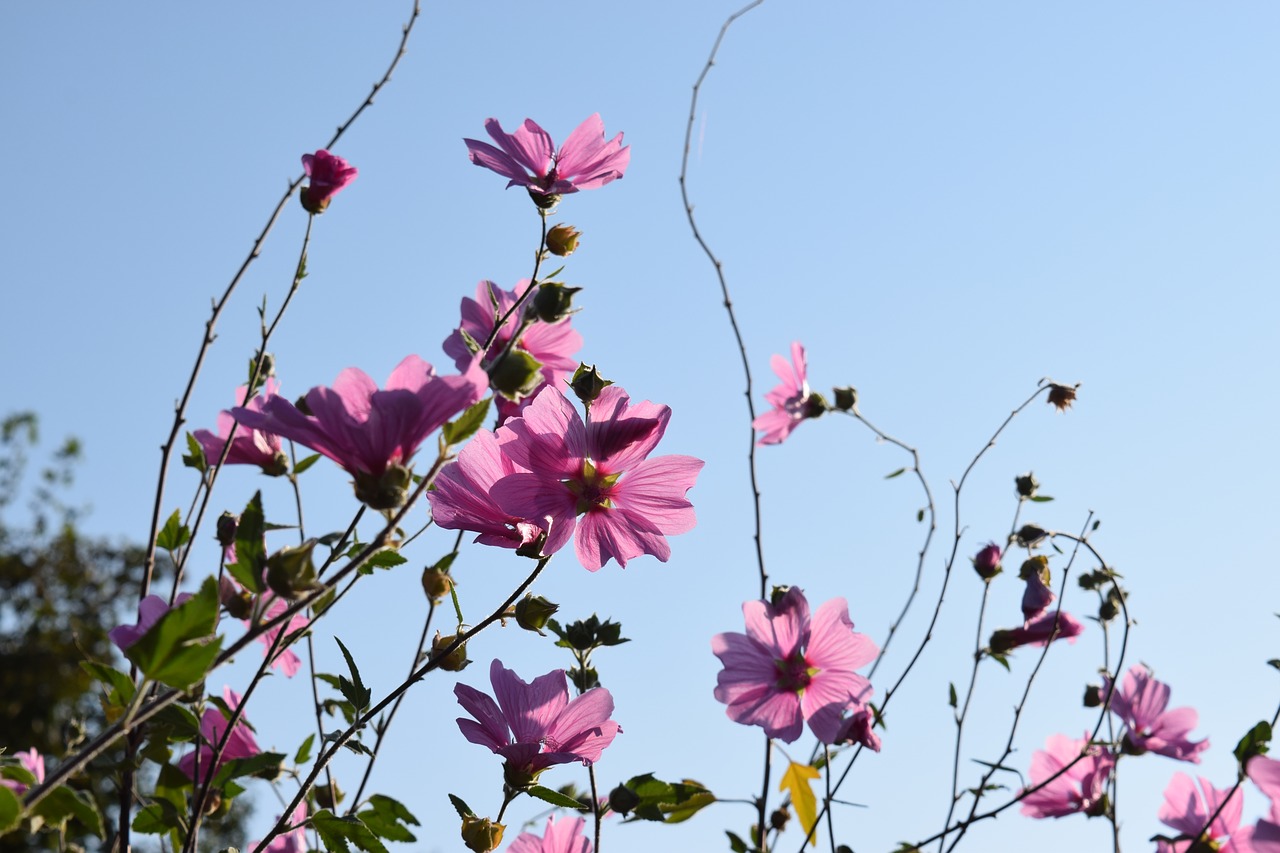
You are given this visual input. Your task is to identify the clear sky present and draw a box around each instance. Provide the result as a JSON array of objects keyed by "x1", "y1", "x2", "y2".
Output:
[{"x1": 3, "y1": 3, "x2": 1279, "y2": 852}]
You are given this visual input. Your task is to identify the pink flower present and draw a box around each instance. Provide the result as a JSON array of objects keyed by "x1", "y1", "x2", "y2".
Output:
[
  {"x1": 0, "y1": 749, "x2": 45, "y2": 795},
  {"x1": 486, "y1": 385, "x2": 703, "y2": 571},
  {"x1": 1155, "y1": 773, "x2": 1248, "y2": 852},
  {"x1": 428, "y1": 429, "x2": 544, "y2": 551},
  {"x1": 988, "y1": 609, "x2": 1084, "y2": 655},
  {"x1": 972, "y1": 542, "x2": 1003, "y2": 579},
  {"x1": 1021, "y1": 563, "x2": 1056, "y2": 622},
  {"x1": 508, "y1": 816, "x2": 592, "y2": 853},
  {"x1": 442, "y1": 279, "x2": 582, "y2": 424},
  {"x1": 831, "y1": 707, "x2": 881, "y2": 752},
  {"x1": 300, "y1": 149, "x2": 357, "y2": 214},
  {"x1": 178, "y1": 687, "x2": 262, "y2": 783},
  {"x1": 253, "y1": 803, "x2": 309, "y2": 853},
  {"x1": 1247, "y1": 756, "x2": 1280, "y2": 852},
  {"x1": 454, "y1": 660, "x2": 620, "y2": 784},
  {"x1": 109, "y1": 594, "x2": 192, "y2": 651},
  {"x1": 1018, "y1": 733, "x2": 1113, "y2": 819},
  {"x1": 711, "y1": 588, "x2": 878, "y2": 744},
  {"x1": 464, "y1": 114, "x2": 629, "y2": 204},
  {"x1": 194, "y1": 379, "x2": 287, "y2": 475},
  {"x1": 1102, "y1": 665, "x2": 1209, "y2": 763},
  {"x1": 753, "y1": 342, "x2": 825, "y2": 446},
  {"x1": 251, "y1": 594, "x2": 309, "y2": 678},
  {"x1": 231, "y1": 355, "x2": 487, "y2": 509}
]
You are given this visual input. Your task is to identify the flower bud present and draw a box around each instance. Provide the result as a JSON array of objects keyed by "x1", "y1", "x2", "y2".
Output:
[
  {"x1": 262, "y1": 451, "x2": 290, "y2": 478},
  {"x1": 801, "y1": 393, "x2": 830, "y2": 420},
  {"x1": 608, "y1": 783, "x2": 641, "y2": 817},
  {"x1": 1015, "y1": 524, "x2": 1048, "y2": 548},
  {"x1": 529, "y1": 282, "x2": 582, "y2": 324},
  {"x1": 1083, "y1": 684, "x2": 1103, "y2": 708},
  {"x1": 514, "y1": 594, "x2": 559, "y2": 635},
  {"x1": 528, "y1": 188, "x2": 561, "y2": 211},
  {"x1": 421, "y1": 567, "x2": 454, "y2": 603},
  {"x1": 1047, "y1": 383, "x2": 1078, "y2": 412},
  {"x1": 1015, "y1": 471, "x2": 1040, "y2": 498},
  {"x1": 461, "y1": 816, "x2": 505, "y2": 853},
  {"x1": 769, "y1": 585, "x2": 793, "y2": 607},
  {"x1": 266, "y1": 539, "x2": 320, "y2": 601},
  {"x1": 545, "y1": 224, "x2": 582, "y2": 257},
  {"x1": 431, "y1": 632, "x2": 470, "y2": 672},
  {"x1": 219, "y1": 575, "x2": 253, "y2": 620},
  {"x1": 833, "y1": 386, "x2": 857, "y2": 412},
  {"x1": 972, "y1": 543, "x2": 1003, "y2": 580},
  {"x1": 487, "y1": 349, "x2": 544, "y2": 402},
  {"x1": 216, "y1": 512, "x2": 239, "y2": 550},
  {"x1": 353, "y1": 463, "x2": 412, "y2": 510},
  {"x1": 314, "y1": 782, "x2": 343, "y2": 810},
  {"x1": 569, "y1": 363, "x2": 612, "y2": 407},
  {"x1": 770, "y1": 807, "x2": 791, "y2": 831}
]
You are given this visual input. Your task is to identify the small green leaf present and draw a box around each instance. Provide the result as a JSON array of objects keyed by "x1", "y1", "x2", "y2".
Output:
[
  {"x1": 132, "y1": 800, "x2": 187, "y2": 835},
  {"x1": 294, "y1": 733, "x2": 315, "y2": 765},
  {"x1": 310, "y1": 809, "x2": 388, "y2": 853},
  {"x1": 1269, "y1": 659, "x2": 1280, "y2": 672},
  {"x1": 917, "y1": 508, "x2": 925, "y2": 522},
  {"x1": 884, "y1": 468, "x2": 906, "y2": 479},
  {"x1": 211, "y1": 752, "x2": 286, "y2": 789},
  {"x1": 335, "y1": 638, "x2": 371, "y2": 713},
  {"x1": 293, "y1": 453, "x2": 322, "y2": 475},
  {"x1": 948, "y1": 683, "x2": 957, "y2": 708},
  {"x1": 362, "y1": 549, "x2": 407, "y2": 571},
  {"x1": 1234, "y1": 721, "x2": 1273, "y2": 767},
  {"x1": 1030, "y1": 495, "x2": 1055, "y2": 503},
  {"x1": 156, "y1": 509, "x2": 191, "y2": 552},
  {"x1": 357, "y1": 795, "x2": 420, "y2": 843},
  {"x1": 182, "y1": 432, "x2": 207, "y2": 473},
  {"x1": 228, "y1": 492, "x2": 267, "y2": 593},
  {"x1": 527, "y1": 785, "x2": 590, "y2": 810},
  {"x1": 726, "y1": 831, "x2": 750, "y2": 853},
  {"x1": 442, "y1": 398, "x2": 492, "y2": 447},
  {"x1": 447, "y1": 794, "x2": 474, "y2": 819},
  {"x1": 124, "y1": 577, "x2": 222, "y2": 690}
]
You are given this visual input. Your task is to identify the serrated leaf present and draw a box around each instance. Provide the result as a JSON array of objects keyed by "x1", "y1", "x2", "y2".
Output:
[
  {"x1": 0, "y1": 786, "x2": 19, "y2": 834},
  {"x1": 1234, "y1": 721, "x2": 1273, "y2": 766},
  {"x1": 211, "y1": 752, "x2": 286, "y2": 789},
  {"x1": 81, "y1": 660, "x2": 136, "y2": 708},
  {"x1": 335, "y1": 638, "x2": 371, "y2": 712},
  {"x1": 447, "y1": 793, "x2": 474, "y2": 819},
  {"x1": 362, "y1": 550, "x2": 407, "y2": 571},
  {"x1": 293, "y1": 453, "x2": 322, "y2": 475},
  {"x1": 34, "y1": 785, "x2": 105, "y2": 837},
  {"x1": 779, "y1": 762, "x2": 820, "y2": 848},
  {"x1": 294, "y1": 733, "x2": 315, "y2": 765},
  {"x1": 156, "y1": 509, "x2": 191, "y2": 552},
  {"x1": 182, "y1": 432, "x2": 208, "y2": 473},
  {"x1": 884, "y1": 468, "x2": 906, "y2": 479},
  {"x1": 228, "y1": 492, "x2": 267, "y2": 594},
  {"x1": 527, "y1": 785, "x2": 590, "y2": 811},
  {"x1": 124, "y1": 576, "x2": 223, "y2": 690},
  {"x1": 310, "y1": 810, "x2": 388, "y2": 853},
  {"x1": 442, "y1": 397, "x2": 492, "y2": 447},
  {"x1": 357, "y1": 795, "x2": 420, "y2": 843},
  {"x1": 132, "y1": 800, "x2": 187, "y2": 835}
]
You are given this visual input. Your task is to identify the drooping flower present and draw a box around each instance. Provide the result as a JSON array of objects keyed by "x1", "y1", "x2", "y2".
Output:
[
  {"x1": 1154, "y1": 773, "x2": 1249, "y2": 852},
  {"x1": 1018, "y1": 733, "x2": 1114, "y2": 819},
  {"x1": 177, "y1": 687, "x2": 262, "y2": 783},
  {"x1": 482, "y1": 385, "x2": 702, "y2": 571},
  {"x1": 454, "y1": 659, "x2": 620, "y2": 787},
  {"x1": 1020, "y1": 557, "x2": 1056, "y2": 622},
  {"x1": 508, "y1": 816, "x2": 593, "y2": 853},
  {"x1": 464, "y1": 114, "x2": 629, "y2": 205},
  {"x1": 988, "y1": 609, "x2": 1084, "y2": 655},
  {"x1": 109, "y1": 594, "x2": 192, "y2": 651},
  {"x1": 231, "y1": 355, "x2": 487, "y2": 509},
  {"x1": 194, "y1": 379, "x2": 287, "y2": 475},
  {"x1": 753, "y1": 342, "x2": 826, "y2": 446},
  {"x1": 0, "y1": 749, "x2": 45, "y2": 795},
  {"x1": 830, "y1": 707, "x2": 881, "y2": 752},
  {"x1": 972, "y1": 542, "x2": 1003, "y2": 580},
  {"x1": 712, "y1": 587, "x2": 878, "y2": 744},
  {"x1": 1102, "y1": 665, "x2": 1209, "y2": 763},
  {"x1": 252, "y1": 802, "x2": 309, "y2": 853},
  {"x1": 300, "y1": 149, "x2": 358, "y2": 214},
  {"x1": 442, "y1": 279, "x2": 582, "y2": 424},
  {"x1": 428, "y1": 429, "x2": 544, "y2": 551}
]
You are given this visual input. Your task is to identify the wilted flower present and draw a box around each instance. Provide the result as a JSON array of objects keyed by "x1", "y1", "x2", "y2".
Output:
[
  {"x1": 1020, "y1": 557, "x2": 1055, "y2": 622},
  {"x1": 989, "y1": 610, "x2": 1085, "y2": 655},
  {"x1": 753, "y1": 342, "x2": 826, "y2": 446},
  {"x1": 464, "y1": 114, "x2": 629, "y2": 206},
  {"x1": 712, "y1": 587, "x2": 877, "y2": 744},
  {"x1": 1047, "y1": 383, "x2": 1078, "y2": 412},
  {"x1": 300, "y1": 149, "x2": 357, "y2": 214}
]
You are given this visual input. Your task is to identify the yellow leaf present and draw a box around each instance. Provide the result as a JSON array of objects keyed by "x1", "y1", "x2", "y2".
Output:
[{"x1": 779, "y1": 761, "x2": 821, "y2": 847}]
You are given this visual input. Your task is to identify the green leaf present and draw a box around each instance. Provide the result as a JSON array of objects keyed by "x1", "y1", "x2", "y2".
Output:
[
  {"x1": 124, "y1": 577, "x2": 222, "y2": 689},
  {"x1": 211, "y1": 752, "x2": 286, "y2": 789},
  {"x1": 310, "y1": 809, "x2": 389, "y2": 853},
  {"x1": 726, "y1": 831, "x2": 750, "y2": 853},
  {"x1": 293, "y1": 453, "x2": 322, "y2": 475},
  {"x1": 81, "y1": 660, "x2": 137, "y2": 711},
  {"x1": 335, "y1": 638, "x2": 372, "y2": 713},
  {"x1": 442, "y1": 398, "x2": 492, "y2": 447},
  {"x1": 182, "y1": 432, "x2": 207, "y2": 473},
  {"x1": 357, "y1": 795, "x2": 420, "y2": 843},
  {"x1": 948, "y1": 682, "x2": 957, "y2": 708},
  {"x1": 34, "y1": 785, "x2": 105, "y2": 838},
  {"x1": 156, "y1": 509, "x2": 191, "y2": 552},
  {"x1": 0, "y1": 786, "x2": 19, "y2": 835},
  {"x1": 917, "y1": 508, "x2": 925, "y2": 522},
  {"x1": 294, "y1": 733, "x2": 315, "y2": 765},
  {"x1": 132, "y1": 800, "x2": 187, "y2": 835},
  {"x1": 228, "y1": 491, "x2": 267, "y2": 593},
  {"x1": 620, "y1": 774, "x2": 714, "y2": 824},
  {"x1": 447, "y1": 794, "x2": 474, "y2": 819},
  {"x1": 361, "y1": 549, "x2": 407, "y2": 572},
  {"x1": 1234, "y1": 720, "x2": 1273, "y2": 767},
  {"x1": 1030, "y1": 495, "x2": 1055, "y2": 503},
  {"x1": 884, "y1": 468, "x2": 906, "y2": 479},
  {"x1": 527, "y1": 785, "x2": 590, "y2": 811}
]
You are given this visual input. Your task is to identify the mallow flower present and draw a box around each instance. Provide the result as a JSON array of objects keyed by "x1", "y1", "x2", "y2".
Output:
[
  {"x1": 753, "y1": 342, "x2": 826, "y2": 446},
  {"x1": 455, "y1": 659, "x2": 620, "y2": 788},
  {"x1": 177, "y1": 687, "x2": 261, "y2": 783},
  {"x1": 110, "y1": 594, "x2": 192, "y2": 651},
  {"x1": 1154, "y1": 773, "x2": 1248, "y2": 852},
  {"x1": 252, "y1": 802, "x2": 309, "y2": 853},
  {"x1": 464, "y1": 114, "x2": 629, "y2": 206},
  {"x1": 508, "y1": 816, "x2": 592, "y2": 853},
  {"x1": 300, "y1": 149, "x2": 357, "y2": 214},
  {"x1": 1018, "y1": 733, "x2": 1113, "y2": 819},
  {"x1": 0, "y1": 749, "x2": 45, "y2": 795},
  {"x1": 428, "y1": 429, "x2": 544, "y2": 552},
  {"x1": 442, "y1": 279, "x2": 582, "y2": 424},
  {"x1": 1247, "y1": 755, "x2": 1280, "y2": 852},
  {"x1": 988, "y1": 609, "x2": 1084, "y2": 655},
  {"x1": 1102, "y1": 665, "x2": 1209, "y2": 763},
  {"x1": 231, "y1": 355, "x2": 487, "y2": 509},
  {"x1": 712, "y1": 587, "x2": 878, "y2": 744},
  {"x1": 194, "y1": 379, "x2": 287, "y2": 475}
]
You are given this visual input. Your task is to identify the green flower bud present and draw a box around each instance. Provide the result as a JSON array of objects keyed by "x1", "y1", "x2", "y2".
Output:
[
  {"x1": 569, "y1": 363, "x2": 612, "y2": 407},
  {"x1": 265, "y1": 539, "x2": 320, "y2": 601},
  {"x1": 487, "y1": 349, "x2": 544, "y2": 402},
  {"x1": 833, "y1": 386, "x2": 857, "y2": 412},
  {"x1": 432, "y1": 632, "x2": 470, "y2": 672},
  {"x1": 352, "y1": 463, "x2": 412, "y2": 510},
  {"x1": 608, "y1": 783, "x2": 640, "y2": 817},
  {"x1": 545, "y1": 224, "x2": 582, "y2": 257},
  {"x1": 530, "y1": 282, "x2": 583, "y2": 324},
  {"x1": 421, "y1": 567, "x2": 454, "y2": 603},
  {"x1": 514, "y1": 594, "x2": 559, "y2": 635},
  {"x1": 461, "y1": 816, "x2": 505, "y2": 853},
  {"x1": 1015, "y1": 471, "x2": 1040, "y2": 498}
]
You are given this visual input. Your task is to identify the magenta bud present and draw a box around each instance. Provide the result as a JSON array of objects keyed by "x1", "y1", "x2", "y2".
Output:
[{"x1": 972, "y1": 542, "x2": 1003, "y2": 580}]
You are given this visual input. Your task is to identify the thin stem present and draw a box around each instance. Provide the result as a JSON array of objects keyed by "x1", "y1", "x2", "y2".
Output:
[
  {"x1": 480, "y1": 214, "x2": 549, "y2": 360},
  {"x1": 679, "y1": 0, "x2": 769, "y2": 600},
  {"x1": 940, "y1": 582, "x2": 991, "y2": 852},
  {"x1": 589, "y1": 764, "x2": 602, "y2": 853},
  {"x1": 823, "y1": 746, "x2": 836, "y2": 851},
  {"x1": 757, "y1": 735, "x2": 772, "y2": 853}
]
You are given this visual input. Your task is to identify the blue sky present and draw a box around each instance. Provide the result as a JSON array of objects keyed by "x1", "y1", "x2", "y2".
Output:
[{"x1": 3, "y1": 3, "x2": 1279, "y2": 852}]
